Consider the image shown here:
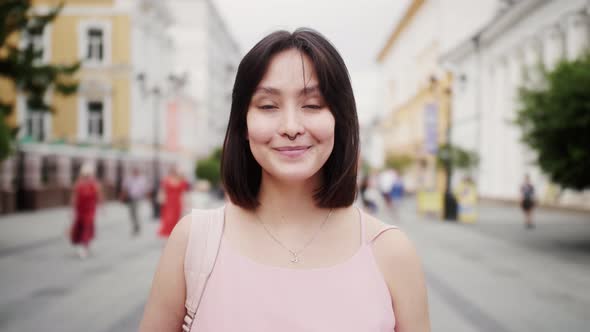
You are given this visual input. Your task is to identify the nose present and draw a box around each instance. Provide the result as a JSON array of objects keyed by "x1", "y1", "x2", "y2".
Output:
[{"x1": 278, "y1": 106, "x2": 305, "y2": 140}]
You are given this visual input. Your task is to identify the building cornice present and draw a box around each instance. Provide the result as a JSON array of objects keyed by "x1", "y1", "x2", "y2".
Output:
[
  {"x1": 480, "y1": 0, "x2": 548, "y2": 45},
  {"x1": 376, "y1": 0, "x2": 425, "y2": 63},
  {"x1": 34, "y1": 1, "x2": 175, "y2": 26},
  {"x1": 439, "y1": 0, "x2": 547, "y2": 64}
]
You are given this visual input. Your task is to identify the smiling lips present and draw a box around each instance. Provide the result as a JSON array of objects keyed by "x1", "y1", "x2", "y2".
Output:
[{"x1": 273, "y1": 145, "x2": 311, "y2": 158}]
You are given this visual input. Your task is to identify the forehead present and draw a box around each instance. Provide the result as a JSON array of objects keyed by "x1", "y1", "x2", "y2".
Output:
[{"x1": 256, "y1": 49, "x2": 318, "y2": 90}]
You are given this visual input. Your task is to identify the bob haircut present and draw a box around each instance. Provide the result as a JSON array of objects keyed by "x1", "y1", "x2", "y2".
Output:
[{"x1": 221, "y1": 28, "x2": 359, "y2": 210}]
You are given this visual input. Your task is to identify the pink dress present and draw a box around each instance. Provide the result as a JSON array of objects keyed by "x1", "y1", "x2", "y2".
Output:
[{"x1": 192, "y1": 209, "x2": 396, "y2": 331}]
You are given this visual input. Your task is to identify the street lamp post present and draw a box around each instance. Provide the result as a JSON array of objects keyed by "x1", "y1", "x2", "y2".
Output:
[
  {"x1": 443, "y1": 87, "x2": 458, "y2": 221},
  {"x1": 136, "y1": 73, "x2": 187, "y2": 220},
  {"x1": 136, "y1": 73, "x2": 163, "y2": 219},
  {"x1": 151, "y1": 85, "x2": 161, "y2": 219}
]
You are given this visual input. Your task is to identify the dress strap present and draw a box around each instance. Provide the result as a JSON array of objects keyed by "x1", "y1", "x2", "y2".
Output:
[
  {"x1": 356, "y1": 206, "x2": 365, "y2": 244},
  {"x1": 357, "y1": 207, "x2": 399, "y2": 244},
  {"x1": 370, "y1": 225, "x2": 399, "y2": 243},
  {"x1": 183, "y1": 205, "x2": 225, "y2": 329}
]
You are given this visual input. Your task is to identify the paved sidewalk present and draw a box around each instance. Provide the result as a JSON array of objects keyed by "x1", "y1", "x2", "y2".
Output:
[
  {"x1": 445, "y1": 200, "x2": 590, "y2": 265},
  {"x1": 2, "y1": 196, "x2": 588, "y2": 332},
  {"x1": 0, "y1": 201, "x2": 147, "y2": 256},
  {"x1": 377, "y1": 199, "x2": 590, "y2": 332},
  {"x1": 0, "y1": 191, "x2": 221, "y2": 256},
  {"x1": 0, "y1": 193, "x2": 224, "y2": 332}
]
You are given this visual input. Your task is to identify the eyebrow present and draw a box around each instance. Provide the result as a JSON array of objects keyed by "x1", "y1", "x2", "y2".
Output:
[
  {"x1": 253, "y1": 86, "x2": 280, "y2": 96},
  {"x1": 299, "y1": 85, "x2": 320, "y2": 96},
  {"x1": 253, "y1": 85, "x2": 321, "y2": 97}
]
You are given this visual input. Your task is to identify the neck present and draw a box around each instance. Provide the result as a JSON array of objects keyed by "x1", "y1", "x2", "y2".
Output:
[{"x1": 256, "y1": 171, "x2": 327, "y2": 226}]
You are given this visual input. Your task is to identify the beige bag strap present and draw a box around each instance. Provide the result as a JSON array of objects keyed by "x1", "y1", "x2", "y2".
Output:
[{"x1": 182, "y1": 206, "x2": 225, "y2": 332}]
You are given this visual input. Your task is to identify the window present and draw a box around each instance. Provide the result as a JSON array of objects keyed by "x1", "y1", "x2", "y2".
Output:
[
  {"x1": 79, "y1": 21, "x2": 110, "y2": 65},
  {"x1": 78, "y1": 93, "x2": 111, "y2": 143},
  {"x1": 87, "y1": 28, "x2": 104, "y2": 61},
  {"x1": 28, "y1": 30, "x2": 44, "y2": 64},
  {"x1": 25, "y1": 108, "x2": 45, "y2": 142},
  {"x1": 71, "y1": 159, "x2": 81, "y2": 183},
  {"x1": 87, "y1": 101, "x2": 104, "y2": 140},
  {"x1": 40, "y1": 156, "x2": 58, "y2": 186},
  {"x1": 96, "y1": 160, "x2": 106, "y2": 181}
]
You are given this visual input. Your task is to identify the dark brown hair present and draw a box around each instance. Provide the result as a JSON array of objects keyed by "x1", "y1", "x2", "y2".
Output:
[{"x1": 221, "y1": 28, "x2": 359, "y2": 209}]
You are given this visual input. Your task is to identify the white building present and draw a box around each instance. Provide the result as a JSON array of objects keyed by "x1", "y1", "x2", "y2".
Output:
[
  {"x1": 128, "y1": 0, "x2": 176, "y2": 158},
  {"x1": 376, "y1": 0, "x2": 498, "y2": 190},
  {"x1": 169, "y1": 0, "x2": 240, "y2": 161},
  {"x1": 378, "y1": 0, "x2": 499, "y2": 115},
  {"x1": 441, "y1": 0, "x2": 590, "y2": 208}
]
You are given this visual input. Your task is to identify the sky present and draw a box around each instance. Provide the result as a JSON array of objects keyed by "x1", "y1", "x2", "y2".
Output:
[{"x1": 210, "y1": 0, "x2": 410, "y2": 125}]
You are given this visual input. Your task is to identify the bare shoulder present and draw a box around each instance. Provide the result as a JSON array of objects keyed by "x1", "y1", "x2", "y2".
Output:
[
  {"x1": 363, "y1": 213, "x2": 421, "y2": 274},
  {"x1": 364, "y1": 213, "x2": 431, "y2": 331},
  {"x1": 174, "y1": 213, "x2": 193, "y2": 236},
  {"x1": 138, "y1": 213, "x2": 192, "y2": 331},
  {"x1": 363, "y1": 214, "x2": 414, "y2": 253},
  {"x1": 168, "y1": 214, "x2": 192, "y2": 251}
]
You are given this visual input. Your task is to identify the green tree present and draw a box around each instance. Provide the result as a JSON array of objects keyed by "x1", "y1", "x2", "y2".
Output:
[
  {"x1": 195, "y1": 147, "x2": 222, "y2": 187},
  {"x1": 0, "y1": 1, "x2": 79, "y2": 160},
  {"x1": 436, "y1": 144, "x2": 479, "y2": 172},
  {"x1": 516, "y1": 53, "x2": 590, "y2": 190},
  {"x1": 384, "y1": 154, "x2": 414, "y2": 173},
  {"x1": 211, "y1": 146, "x2": 222, "y2": 160}
]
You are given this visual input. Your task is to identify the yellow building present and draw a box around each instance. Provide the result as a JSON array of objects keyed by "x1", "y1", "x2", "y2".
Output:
[
  {"x1": 0, "y1": 0, "x2": 175, "y2": 211},
  {"x1": 376, "y1": 0, "x2": 450, "y2": 193},
  {"x1": 376, "y1": 0, "x2": 496, "y2": 194},
  {"x1": 4, "y1": 0, "x2": 162, "y2": 146}
]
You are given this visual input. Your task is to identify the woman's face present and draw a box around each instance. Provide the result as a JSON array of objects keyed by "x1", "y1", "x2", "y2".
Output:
[{"x1": 247, "y1": 49, "x2": 335, "y2": 183}]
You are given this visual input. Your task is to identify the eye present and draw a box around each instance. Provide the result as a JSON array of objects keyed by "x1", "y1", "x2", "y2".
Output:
[
  {"x1": 258, "y1": 105, "x2": 278, "y2": 110},
  {"x1": 303, "y1": 104, "x2": 322, "y2": 110}
]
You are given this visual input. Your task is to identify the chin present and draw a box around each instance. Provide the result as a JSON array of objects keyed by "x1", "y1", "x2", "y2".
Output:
[{"x1": 265, "y1": 166, "x2": 322, "y2": 183}]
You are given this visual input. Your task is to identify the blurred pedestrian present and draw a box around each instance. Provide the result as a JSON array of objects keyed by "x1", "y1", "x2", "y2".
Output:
[
  {"x1": 360, "y1": 174, "x2": 379, "y2": 214},
  {"x1": 140, "y1": 29, "x2": 429, "y2": 331},
  {"x1": 70, "y1": 162, "x2": 102, "y2": 259},
  {"x1": 121, "y1": 167, "x2": 148, "y2": 236},
  {"x1": 157, "y1": 165, "x2": 189, "y2": 237},
  {"x1": 379, "y1": 168, "x2": 401, "y2": 221},
  {"x1": 455, "y1": 176, "x2": 478, "y2": 223},
  {"x1": 378, "y1": 168, "x2": 396, "y2": 207},
  {"x1": 520, "y1": 174, "x2": 536, "y2": 229}
]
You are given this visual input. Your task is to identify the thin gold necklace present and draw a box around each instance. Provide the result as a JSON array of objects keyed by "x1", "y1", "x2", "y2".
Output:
[{"x1": 255, "y1": 208, "x2": 334, "y2": 264}]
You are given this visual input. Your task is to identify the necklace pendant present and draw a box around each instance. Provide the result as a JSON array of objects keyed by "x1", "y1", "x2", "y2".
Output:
[{"x1": 291, "y1": 253, "x2": 299, "y2": 263}]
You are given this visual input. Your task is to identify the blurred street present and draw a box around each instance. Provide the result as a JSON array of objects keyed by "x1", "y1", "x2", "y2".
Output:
[
  {"x1": 401, "y1": 200, "x2": 590, "y2": 332},
  {"x1": 0, "y1": 197, "x2": 589, "y2": 332},
  {"x1": 0, "y1": 201, "x2": 166, "y2": 332}
]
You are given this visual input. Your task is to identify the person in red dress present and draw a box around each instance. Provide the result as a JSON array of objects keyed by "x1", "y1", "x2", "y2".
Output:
[
  {"x1": 70, "y1": 162, "x2": 102, "y2": 258},
  {"x1": 158, "y1": 166, "x2": 190, "y2": 237}
]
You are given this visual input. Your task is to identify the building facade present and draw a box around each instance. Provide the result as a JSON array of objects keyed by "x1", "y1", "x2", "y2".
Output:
[
  {"x1": 441, "y1": 0, "x2": 590, "y2": 208},
  {"x1": 170, "y1": 0, "x2": 240, "y2": 160},
  {"x1": 376, "y1": 0, "x2": 498, "y2": 191},
  {"x1": 0, "y1": 0, "x2": 180, "y2": 212}
]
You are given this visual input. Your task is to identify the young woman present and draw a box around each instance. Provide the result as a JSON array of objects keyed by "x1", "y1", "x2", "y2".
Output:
[
  {"x1": 158, "y1": 166, "x2": 190, "y2": 237},
  {"x1": 70, "y1": 162, "x2": 102, "y2": 259},
  {"x1": 140, "y1": 28, "x2": 430, "y2": 331}
]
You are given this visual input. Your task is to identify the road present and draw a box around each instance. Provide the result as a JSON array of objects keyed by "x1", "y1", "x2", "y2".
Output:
[{"x1": 0, "y1": 197, "x2": 589, "y2": 331}]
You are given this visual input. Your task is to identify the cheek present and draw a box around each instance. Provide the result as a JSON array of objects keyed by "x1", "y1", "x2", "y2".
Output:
[
  {"x1": 307, "y1": 112, "x2": 335, "y2": 142},
  {"x1": 246, "y1": 111, "x2": 275, "y2": 143}
]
